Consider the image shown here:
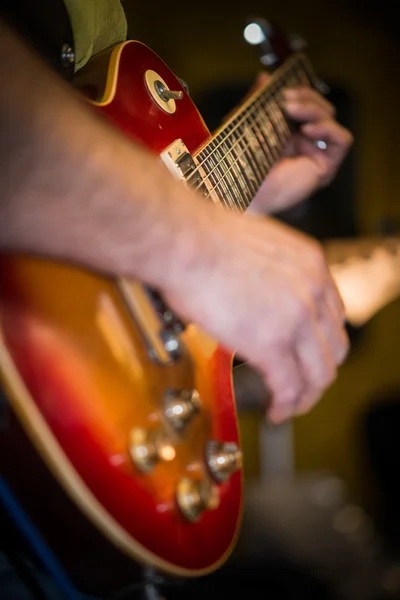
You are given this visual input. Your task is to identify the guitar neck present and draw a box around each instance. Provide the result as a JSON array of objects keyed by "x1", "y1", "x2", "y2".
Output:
[{"x1": 191, "y1": 52, "x2": 315, "y2": 210}]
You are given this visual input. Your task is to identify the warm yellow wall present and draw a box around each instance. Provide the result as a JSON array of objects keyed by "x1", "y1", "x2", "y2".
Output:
[{"x1": 125, "y1": 0, "x2": 400, "y2": 506}]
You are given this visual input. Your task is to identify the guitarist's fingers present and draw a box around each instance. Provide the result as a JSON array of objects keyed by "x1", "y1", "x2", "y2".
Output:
[
  {"x1": 283, "y1": 86, "x2": 336, "y2": 118},
  {"x1": 263, "y1": 347, "x2": 305, "y2": 424}
]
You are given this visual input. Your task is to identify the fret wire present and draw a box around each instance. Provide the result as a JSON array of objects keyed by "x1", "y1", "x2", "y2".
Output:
[
  {"x1": 212, "y1": 136, "x2": 245, "y2": 211},
  {"x1": 199, "y1": 143, "x2": 231, "y2": 210},
  {"x1": 260, "y1": 108, "x2": 283, "y2": 160},
  {"x1": 268, "y1": 80, "x2": 292, "y2": 138},
  {"x1": 252, "y1": 75, "x2": 287, "y2": 162},
  {"x1": 200, "y1": 141, "x2": 240, "y2": 211},
  {"x1": 222, "y1": 83, "x2": 283, "y2": 170},
  {"x1": 188, "y1": 54, "x2": 306, "y2": 179},
  {"x1": 194, "y1": 136, "x2": 269, "y2": 203},
  {"x1": 196, "y1": 137, "x2": 253, "y2": 194},
  {"x1": 233, "y1": 98, "x2": 276, "y2": 188},
  {"x1": 257, "y1": 101, "x2": 282, "y2": 163},
  {"x1": 197, "y1": 143, "x2": 257, "y2": 205},
  {"x1": 186, "y1": 56, "x2": 313, "y2": 203},
  {"x1": 195, "y1": 77, "x2": 287, "y2": 184},
  {"x1": 221, "y1": 138, "x2": 253, "y2": 209},
  {"x1": 227, "y1": 122, "x2": 260, "y2": 197},
  {"x1": 212, "y1": 137, "x2": 248, "y2": 211},
  {"x1": 196, "y1": 128, "x2": 257, "y2": 189},
  {"x1": 211, "y1": 123, "x2": 261, "y2": 194},
  {"x1": 242, "y1": 112, "x2": 269, "y2": 183},
  {"x1": 267, "y1": 97, "x2": 291, "y2": 147},
  {"x1": 200, "y1": 142, "x2": 235, "y2": 211},
  {"x1": 248, "y1": 109, "x2": 276, "y2": 170},
  {"x1": 195, "y1": 112, "x2": 284, "y2": 191},
  {"x1": 258, "y1": 80, "x2": 291, "y2": 153},
  {"x1": 207, "y1": 141, "x2": 240, "y2": 212},
  {"x1": 194, "y1": 63, "x2": 303, "y2": 191},
  {"x1": 227, "y1": 64, "x2": 296, "y2": 152}
]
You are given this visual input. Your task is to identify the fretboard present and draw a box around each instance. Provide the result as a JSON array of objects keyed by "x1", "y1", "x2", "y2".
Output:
[{"x1": 189, "y1": 52, "x2": 315, "y2": 212}]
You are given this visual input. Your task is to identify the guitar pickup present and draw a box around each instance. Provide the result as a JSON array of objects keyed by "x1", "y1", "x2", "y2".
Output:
[
  {"x1": 115, "y1": 278, "x2": 185, "y2": 366},
  {"x1": 145, "y1": 288, "x2": 186, "y2": 334}
]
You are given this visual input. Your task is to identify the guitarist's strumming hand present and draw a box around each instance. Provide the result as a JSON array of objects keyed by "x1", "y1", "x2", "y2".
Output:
[
  {"x1": 250, "y1": 74, "x2": 353, "y2": 214},
  {"x1": 164, "y1": 208, "x2": 349, "y2": 424}
]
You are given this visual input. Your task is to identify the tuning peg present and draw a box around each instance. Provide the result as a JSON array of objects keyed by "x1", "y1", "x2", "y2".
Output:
[{"x1": 243, "y1": 17, "x2": 279, "y2": 69}]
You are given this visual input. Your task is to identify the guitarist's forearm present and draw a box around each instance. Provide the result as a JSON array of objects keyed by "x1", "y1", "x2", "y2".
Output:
[{"x1": 0, "y1": 20, "x2": 212, "y2": 288}]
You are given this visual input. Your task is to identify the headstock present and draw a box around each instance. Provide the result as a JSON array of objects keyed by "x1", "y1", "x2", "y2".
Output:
[
  {"x1": 243, "y1": 17, "x2": 305, "y2": 69},
  {"x1": 243, "y1": 17, "x2": 329, "y2": 94}
]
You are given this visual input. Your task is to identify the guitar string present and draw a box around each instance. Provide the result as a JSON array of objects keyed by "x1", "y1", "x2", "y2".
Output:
[
  {"x1": 192, "y1": 78, "x2": 294, "y2": 211},
  {"x1": 186, "y1": 75, "x2": 284, "y2": 187},
  {"x1": 192, "y1": 89, "x2": 289, "y2": 196},
  {"x1": 193, "y1": 65, "x2": 309, "y2": 208},
  {"x1": 195, "y1": 100, "x2": 289, "y2": 194},
  {"x1": 185, "y1": 53, "x2": 309, "y2": 184},
  {"x1": 188, "y1": 53, "x2": 305, "y2": 174},
  {"x1": 186, "y1": 67, "x2": 310, "y2": 213},
  {"x1": 196, "y1": 59, "x2": 310, "y2": 191}
]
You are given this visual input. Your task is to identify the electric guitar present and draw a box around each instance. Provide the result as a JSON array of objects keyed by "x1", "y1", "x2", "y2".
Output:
[{"x1": 0, "y1": 21, "x2": 399, "y2": 596}]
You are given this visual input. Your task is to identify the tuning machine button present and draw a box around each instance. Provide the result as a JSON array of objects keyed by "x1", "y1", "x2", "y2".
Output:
[
  {"x1": 206, "y1": 440, "x2": 243, "y2": 483},
  {"x1": 164, "y1": 389, "x2": 201, "y2": 430},
  {"x1": 176, "y1": 477, "x2": 219, "y2": 522},
  {"x1": 129, "y1": 428, "x2": 175, "y2": 473}
]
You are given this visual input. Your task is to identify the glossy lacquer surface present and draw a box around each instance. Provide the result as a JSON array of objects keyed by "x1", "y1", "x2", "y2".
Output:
[{"x1": 0, "y1": 42, "x2": 242, "y2": 576}]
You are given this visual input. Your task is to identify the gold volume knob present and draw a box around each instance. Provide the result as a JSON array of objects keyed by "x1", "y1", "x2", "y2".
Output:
[
  {"x1": 206, "y1": 440, "x2": 243, "y2": 483},
  {"x1": 164, "y1": 388, "x2": 201, "y2": 430},
  {"x1": 176, "y1": 477, "x2": 220, "y2": 522},
  {"x1": 129, "y1": 428, "x2": 175, "y2": 473}
]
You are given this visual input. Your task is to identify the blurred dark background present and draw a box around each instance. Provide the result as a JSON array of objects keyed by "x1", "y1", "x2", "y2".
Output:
[{"x1": 119, "y1": 0, "x2": 400, "y2": 598}]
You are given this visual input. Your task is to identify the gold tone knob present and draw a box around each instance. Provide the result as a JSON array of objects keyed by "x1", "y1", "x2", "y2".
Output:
[
  {"x1": 164, "y1": 389, "x2": 201, "y2": 430},
  {"x1": 129, "y1": 428, "x2": 175, "y2": 473},
  {"x1": 176, "y1": 477, "x2": 219, "y2": 522},
  {"x1": 206, "y1": 440, "x2": 243, "y2": 483}
]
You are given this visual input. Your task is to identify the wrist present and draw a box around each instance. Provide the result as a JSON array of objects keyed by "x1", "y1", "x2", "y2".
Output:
[{"x1": 142, "y1": 190, "x2": 220, "y2": 295}]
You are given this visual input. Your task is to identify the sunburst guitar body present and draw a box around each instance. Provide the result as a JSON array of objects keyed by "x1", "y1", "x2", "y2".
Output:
[
  {"x1": 0, "y1": 17, "x2": 325, "y2": 594},
  {"x1": 0, "y1": 40, "x2": 246, "y2": 594}
]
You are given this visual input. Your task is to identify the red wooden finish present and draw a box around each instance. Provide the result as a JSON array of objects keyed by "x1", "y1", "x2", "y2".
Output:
[{"x1": 0, "y1": 41, "x2": 242, "y2": 580}]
